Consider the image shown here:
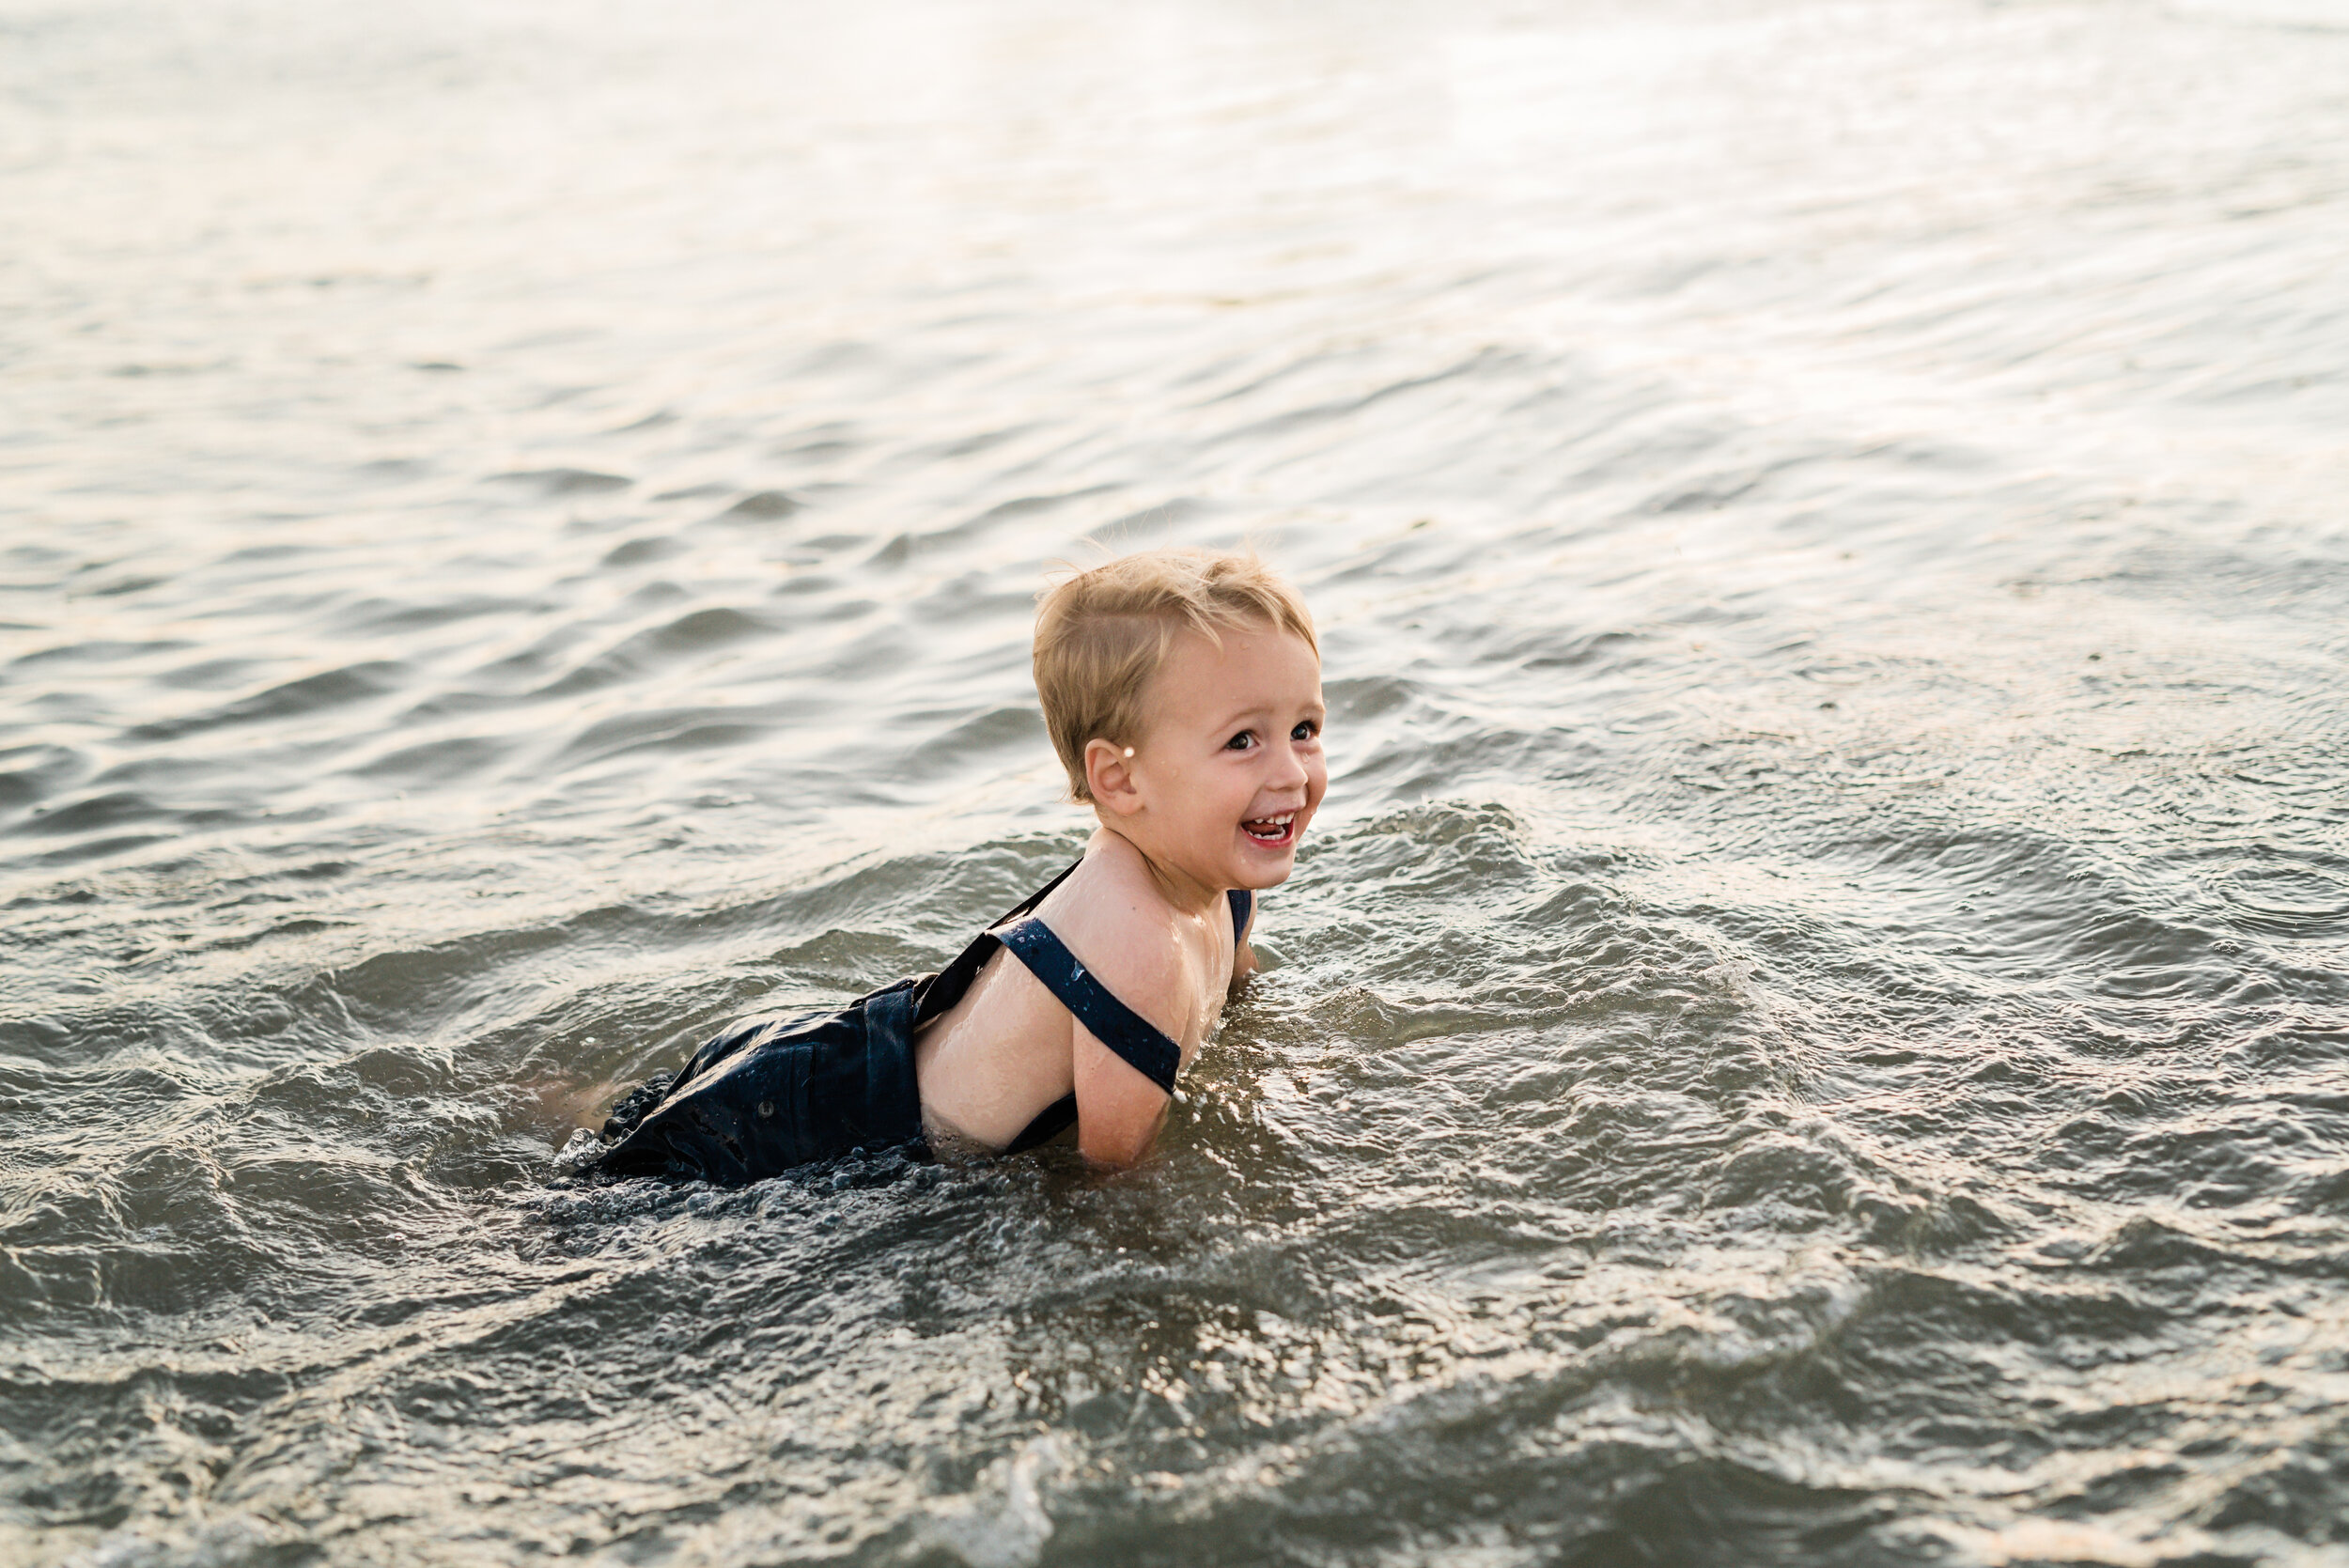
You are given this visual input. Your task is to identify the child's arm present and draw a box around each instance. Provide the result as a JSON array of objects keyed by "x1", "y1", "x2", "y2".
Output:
[
  {"x1": 1073, "y1": 1023, "x2": 1171, "y2": 1168},
  {"x1": 1081, "y1": 897, "x2": 1256, "y2": 1165},
  {"x1": 1061, "y1": 900, "x2": 1191, "y2": 1170}
]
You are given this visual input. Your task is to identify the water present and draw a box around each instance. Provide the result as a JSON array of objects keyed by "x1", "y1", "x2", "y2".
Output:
[{"x1": 6, "y1": 0, "x2": 2349, "y2": 1562}]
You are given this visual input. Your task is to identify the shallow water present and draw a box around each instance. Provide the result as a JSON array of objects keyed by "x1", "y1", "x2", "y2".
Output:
[{"x1": 7, "y1": 0, "x2": 2349, "y2": 1562}]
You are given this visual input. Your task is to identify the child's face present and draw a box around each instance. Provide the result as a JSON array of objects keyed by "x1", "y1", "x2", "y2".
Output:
[{"x1": 1125, "y1": 623, "x2": 1327, "y2": 893}]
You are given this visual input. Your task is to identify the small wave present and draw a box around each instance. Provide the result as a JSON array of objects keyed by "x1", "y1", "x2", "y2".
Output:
[
  {"x1": 127, "y1": 661, "x2": 411, "y2": 742},
  {"x1": 485, "y1": 467, "x2": 632, "y2": 494},
  {"x1": 715, "y1": 489, "x2": 801, "y2": 520}
]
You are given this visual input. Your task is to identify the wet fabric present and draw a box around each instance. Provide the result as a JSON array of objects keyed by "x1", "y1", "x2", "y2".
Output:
[
  {"x1": 590, "y1": 871, "x2": 1250, "y2": 1184},
  {"x1": 590, "y1": 977, "x2": 926, "y2": 1185}
]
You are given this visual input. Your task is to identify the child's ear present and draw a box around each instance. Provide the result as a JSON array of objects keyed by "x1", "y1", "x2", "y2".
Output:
[{"x1": 1084, "y1": 737, "x2": 1144, "y2": 816}]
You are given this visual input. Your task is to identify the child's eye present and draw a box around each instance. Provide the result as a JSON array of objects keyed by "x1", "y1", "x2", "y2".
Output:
[
  {"x1": 1291, "y1": 720, "x2": 1321, "y2": 742},
  {"x1": 1224, "y1": 730, "x2": 1256, "y2": 752}
]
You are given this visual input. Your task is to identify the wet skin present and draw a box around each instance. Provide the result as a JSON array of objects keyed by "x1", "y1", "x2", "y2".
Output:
[{"x1": 914, "y1": 624, "x2": 1327, "y2": 1167}]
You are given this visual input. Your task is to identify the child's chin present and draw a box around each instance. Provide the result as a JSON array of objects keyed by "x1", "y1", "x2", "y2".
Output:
[{"x1": 1235, "y1": 842, "x2": 1299, "y2": 882}]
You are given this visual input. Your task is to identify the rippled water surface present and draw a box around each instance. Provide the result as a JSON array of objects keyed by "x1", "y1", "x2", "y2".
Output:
[{"x1": 8, "y1": 0, "x2": 2349, "y2": 1562}]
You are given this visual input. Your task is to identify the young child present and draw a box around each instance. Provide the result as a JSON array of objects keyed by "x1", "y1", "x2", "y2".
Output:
[{"x1": 589, "y1": 549, "x2": 1326, "y2": 1183}]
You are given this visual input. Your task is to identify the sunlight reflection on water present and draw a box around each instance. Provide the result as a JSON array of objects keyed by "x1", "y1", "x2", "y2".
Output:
[{"x1": 5, "y1": 0, "x2": 2348, "y2": 1563}]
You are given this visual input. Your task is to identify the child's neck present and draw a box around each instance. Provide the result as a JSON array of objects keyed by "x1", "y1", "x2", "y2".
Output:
[{"x1": 1088, "y1": 822, "x2": 1222, "y2": 920}]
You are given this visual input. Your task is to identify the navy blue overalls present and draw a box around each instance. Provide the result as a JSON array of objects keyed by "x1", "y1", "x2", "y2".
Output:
[{"x1": 590, "y1": 863, "x2": 1252, "y2": 1185}]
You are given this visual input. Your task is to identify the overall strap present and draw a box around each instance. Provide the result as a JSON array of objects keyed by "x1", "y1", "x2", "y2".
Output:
[
  {"x1": 1005, "y1": 1093, "x2": 1077, "y2": 1155},
  {"x1": 994, "y1": 919, "x2": 1181, "y2": 1094},
  {"x1": 1227, "y1": 888, "x2": 1252, "y2": 943},
  {"x1": 911, "y1": 860, "x2": 1084, "y2": 1029}
]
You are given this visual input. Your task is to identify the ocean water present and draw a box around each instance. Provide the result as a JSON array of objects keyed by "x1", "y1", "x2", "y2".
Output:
[{"x1": 6, "y1": 0, "x2": 2349, "y2": 1563}]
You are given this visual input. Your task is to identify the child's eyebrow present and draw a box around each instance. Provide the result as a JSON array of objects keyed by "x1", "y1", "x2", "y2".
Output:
[{"x1": 1206, "y1": 696, "x2": 1324, "y2": 729}]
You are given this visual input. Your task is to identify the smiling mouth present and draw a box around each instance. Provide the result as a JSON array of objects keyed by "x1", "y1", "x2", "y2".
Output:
[{"x1": 1242, "y1": 813, "x2": 1297, "y2": 846}]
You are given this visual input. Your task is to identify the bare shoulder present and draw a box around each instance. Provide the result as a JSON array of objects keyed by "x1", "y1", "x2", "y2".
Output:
[{"x1": 1035, "y1": 843, "x2": 1193, "y2": 1035}]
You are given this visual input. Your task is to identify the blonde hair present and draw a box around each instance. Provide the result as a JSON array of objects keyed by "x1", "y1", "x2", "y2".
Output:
[{"x1": 1034, "y1": 549, "x2": 1317, "y2": 803}]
